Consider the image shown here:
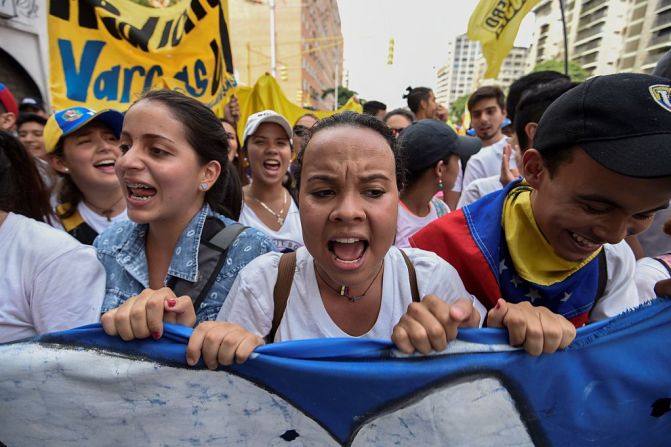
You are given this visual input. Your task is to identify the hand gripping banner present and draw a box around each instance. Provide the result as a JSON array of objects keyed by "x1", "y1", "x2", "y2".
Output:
[{"x1": 2, "y1": 298, "x2": 671, "y2": 446}]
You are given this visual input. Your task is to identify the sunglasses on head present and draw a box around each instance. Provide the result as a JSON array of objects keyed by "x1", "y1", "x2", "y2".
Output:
[{"x1": 292, "y1": 124, "x2": 309, "y2": 137}]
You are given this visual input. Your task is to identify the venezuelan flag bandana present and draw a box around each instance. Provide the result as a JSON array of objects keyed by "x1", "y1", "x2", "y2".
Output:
[
  {"x1": 411, "y1": 179, "x2": 604, "y2": 326},
  {"x1": 502, "y1": 184, "x2": 601, "y2": 286}
]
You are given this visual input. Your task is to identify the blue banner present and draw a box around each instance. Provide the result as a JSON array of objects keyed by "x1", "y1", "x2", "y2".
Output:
[{"x1": 2, "y1": 298, "x2": 670, "y2": 446}]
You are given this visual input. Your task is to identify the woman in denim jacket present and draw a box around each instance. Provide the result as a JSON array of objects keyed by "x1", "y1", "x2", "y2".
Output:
[{"x1": 97, "y1": 90, "x2": 275, "y2": 335}]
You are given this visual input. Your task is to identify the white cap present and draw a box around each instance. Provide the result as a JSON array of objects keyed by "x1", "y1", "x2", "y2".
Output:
[{"x1": 242, "y1": 110, "x2": 293, "y2": 146}]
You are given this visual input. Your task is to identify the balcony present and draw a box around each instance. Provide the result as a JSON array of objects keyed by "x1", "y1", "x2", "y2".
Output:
[
  {"x1": 647, "y1": 27, "x2": 671, "y2": 48},
  {"x1": 657, "y1": 0, "x2": 671, "y2": 13},
  {"x1": 579, "y1": 5, "x2": 608, "y2": 28},
  {"x1": 575, "y1": 23, "x2": 604, "y2": 42},
  {"x1": 580, "y1": 0, "x2": 608, "y2": 15},
  {"x1": 653, "y1": 8, "x2": 671, "y2": 27},
  {"x1": 574, "y1": 37, "x2": 601, "y2": 55}
]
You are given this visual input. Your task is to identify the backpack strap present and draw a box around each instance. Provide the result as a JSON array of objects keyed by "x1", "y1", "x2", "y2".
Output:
[
  {"x1": 268, "y1": 251, "x2": 297, "y2": 343},
  {"x1": 653, "y1": 254, "x2": 671, "y2": 276},
  {"x1": 56, "y1": 204, "x2": 98, "y2": 244},
  {"x1": 399, "y1": 249, "x2": 420, "y2": 303},
  {"x1": 267, "y1": 249, "x2": 420, "y2": 343},
  {"x1": 169, "y1": 217, "x2": 246, "y2": 311}
]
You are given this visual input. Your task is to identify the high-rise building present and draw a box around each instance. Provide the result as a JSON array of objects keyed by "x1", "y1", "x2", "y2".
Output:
[
  {"x1": 473, "y1": 46, "x2": 530, "y2": 91},
  {"x1": 528, "y1": 0, "x2": 670, "y2": 77},
  {"x1": 436, "y1": 34, "x2": 529, "y2": 109},
  {"x1": 228, "y1": 0, "x2": 343, "y2": 109},
  {"x1": 435, "y1": 34, "x2": 482, "y2": 108},
  {"x1": 618, "y1": 0, "x2": 671, "y2": 73}
]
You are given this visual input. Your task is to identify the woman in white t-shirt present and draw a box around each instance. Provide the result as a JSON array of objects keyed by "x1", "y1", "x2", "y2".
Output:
[
  {"x1": 45, "y1": 106, "x2": 128, "y2": 244},
  {"x1": 395, "y1": 120, "x2": 479, "y2": 247},
  {"x1": 0, "y1": 131, "x2": 105, "y2": 343},
  {"x1": 238, "y1": 110, "x2": 303, "y2": 251},
  {"x1": 99, "y1": 112, "x2": 576, "y2": 368}
]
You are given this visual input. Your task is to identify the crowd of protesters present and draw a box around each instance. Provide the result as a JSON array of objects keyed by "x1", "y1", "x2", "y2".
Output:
[{"x1": 1, "y1": 66, "x2": 671, "y2": 367}]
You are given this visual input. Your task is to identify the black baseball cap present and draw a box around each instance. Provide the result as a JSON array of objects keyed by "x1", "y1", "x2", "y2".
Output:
[
  {"x1": 534, "y1": 73, "x2": 671, "y2": 178},
  {"x1": 398, "y1": 119, "x2": 481, "y2": 174},
  {"x1": 19, "y1": 96, "x2": 45, "y2": 112}
]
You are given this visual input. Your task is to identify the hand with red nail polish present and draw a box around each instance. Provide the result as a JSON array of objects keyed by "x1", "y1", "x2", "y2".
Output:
[
  {"x1": 101, "y1": 287, "x2": 197, "y2": 342},
  {"x1": 486, "y1": 298, "x2": 576, "y2": 356}
]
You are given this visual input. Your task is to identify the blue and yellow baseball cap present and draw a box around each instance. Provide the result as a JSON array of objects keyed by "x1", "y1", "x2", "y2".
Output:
[{"x1": 44, "y1": 106, "x2": 124, "y2": 154}]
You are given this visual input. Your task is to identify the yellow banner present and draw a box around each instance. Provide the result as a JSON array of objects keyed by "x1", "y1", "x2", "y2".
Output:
[
  {"x1": 48, "y1": 0, "x2": 236, "y2": 111},
  {"x1": 467, "y1": 0, "x2": 539, "y2": 79},
  {"x1": 215, "y1": 74, "x2": 362, "y2": 142}
]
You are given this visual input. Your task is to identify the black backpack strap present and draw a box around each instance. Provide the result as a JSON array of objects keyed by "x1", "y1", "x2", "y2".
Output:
[
  {"x1": 653, "y1": 254, "x2": 671, "y2": 276},
  {"x1": 399, "y1": 249, "x2": 420, "y2": 303},
  {"x1": 69, "y1": 222, "x2": 98, "y2": 245},
  {"x1": 170, "y1": 218, "x2": 247, "y2": 311},
  {"x1": 267, "y1": 251, "x2": 297, "y2": 343},
  {"x1": 596, "y1": 248, "x2": 608, "y2": 301}
]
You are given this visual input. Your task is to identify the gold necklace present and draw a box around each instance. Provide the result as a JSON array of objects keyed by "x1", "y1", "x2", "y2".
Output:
[
  {"x1": 314, "y1": 262, "x2": 384, "y2": 302},
  {"x1": 250, "y1": 189, "x2": 287, "y2": 225}
]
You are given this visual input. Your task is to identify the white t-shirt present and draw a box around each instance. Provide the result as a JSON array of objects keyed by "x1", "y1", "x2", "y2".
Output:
[
  {"x1": 239, "y1": 199, "x2": 303, "y2": 252},
  {"x1": 590, "y1": 241, "x2": 639, "y2": 321},
  {"x1": 396, "y1": 200, "x2": 449, "y2": 248},
  {"x1": 218, "y1": 246, "x2": 485, "y2": 342},
  {"x1": 0, "y1": 213, "x2": 106, "y2": 343},
  {"x1": 462, "y1": 137, "x2": 511, "y2": 190},
  {"x1": 635, "y1": 256, "x2": 671, "y2": 303},
  {"x1": 457, "y1": 175, "x2": 503, "y2": 208},
  {"x1": 50, "y1": 201, "x2": 128, "y2": 234}
]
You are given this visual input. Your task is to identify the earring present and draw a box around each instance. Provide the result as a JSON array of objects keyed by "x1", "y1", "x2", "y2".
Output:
[
  {"x1": 199, "y1": 182, "x2": 208, "y2": 191},
  {"x1": 63, "y1": 168, "x2": 70, "y2": 173},
  {"x1": 437, "y1": 178, "x2": 444, "y2": 190}
]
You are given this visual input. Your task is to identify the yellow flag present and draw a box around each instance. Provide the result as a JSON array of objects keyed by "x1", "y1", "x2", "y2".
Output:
[
  {"x1": 48, "y1": 0, "x2": 236, "y2": 111},
  {"x1": 467, "y1": 0, "x2": 539, "y2": 79},
  {"x1": 216, "y1": 74, "x2": 362, "y2": 143}
]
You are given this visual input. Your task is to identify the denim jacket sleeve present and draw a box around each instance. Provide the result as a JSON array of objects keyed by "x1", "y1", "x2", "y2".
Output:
[{"x1": 94, "y1": 207, "x2": 277, "y2": 323}]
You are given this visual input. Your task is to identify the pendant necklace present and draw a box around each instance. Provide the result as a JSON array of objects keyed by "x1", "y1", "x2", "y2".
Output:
[
  {"x1": 84, "y1": 195, "x2": 124, "y2": 222},
  {"x1": 314, "y1": 262, "x2": 384, "y2": 302},
  {"x1": 251, "y1": 189, "x2": 287, "y2": 226}
]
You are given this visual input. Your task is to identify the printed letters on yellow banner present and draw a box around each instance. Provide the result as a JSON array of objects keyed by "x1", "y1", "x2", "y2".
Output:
[{"x1": 48, "y1": 0, "x2": 235, "y2": 111}]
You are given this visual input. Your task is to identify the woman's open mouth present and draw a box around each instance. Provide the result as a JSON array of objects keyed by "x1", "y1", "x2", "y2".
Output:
[
  {"x1": 328, "y1": 238, "x2": 368, "y2": 266},
  {"x1": 126, "y1": 182, "x2": 157, "y2": 203},
  {"x1": 93, "y1": 159, "x2": 116, "y2": 174}
]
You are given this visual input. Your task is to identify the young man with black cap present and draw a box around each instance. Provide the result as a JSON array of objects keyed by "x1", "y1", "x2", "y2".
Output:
[
  {"x1": 410, "y1": 73, "x2": 671, "y2": 332},
  {"x1": 19, "y1": 97, "x2": 48, "y2": 119},
  {"x1": 395, "y1": 119, "x2": 480, "y2": 247}
]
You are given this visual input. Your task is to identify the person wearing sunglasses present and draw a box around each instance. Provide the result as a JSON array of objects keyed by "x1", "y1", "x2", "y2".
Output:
[{"x1": 383, "y1": 108, "x2": 414, "y2": 139}]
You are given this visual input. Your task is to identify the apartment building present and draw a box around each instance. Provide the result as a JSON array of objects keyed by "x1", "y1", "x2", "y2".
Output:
[
  {"x1": 529, "y1": 0, "x2": 670, "y2": 77},
  {"x1": 228, "y1": 0, "x2": 343, "y2": 109}
]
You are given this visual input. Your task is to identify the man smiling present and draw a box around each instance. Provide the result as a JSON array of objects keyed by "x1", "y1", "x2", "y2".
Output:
[{"x1": 411, "y1": 73, "x2": 671, "y2": 327}]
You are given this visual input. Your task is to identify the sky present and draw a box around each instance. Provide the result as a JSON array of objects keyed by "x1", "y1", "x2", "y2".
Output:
[{"x1": 337, "y1": 0, "x2": 536, "y2": 109}]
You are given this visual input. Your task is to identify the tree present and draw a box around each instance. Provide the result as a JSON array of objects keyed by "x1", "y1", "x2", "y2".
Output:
[
  {"x1": 449, "y1": 94, "x2": 470, "y2": 124},
  {"x1": 532, "y1": 60, "x2": 589, "y2": 82},
  {"x1": 321, "y1": 86, "x2": 358, "y2": 108}
]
